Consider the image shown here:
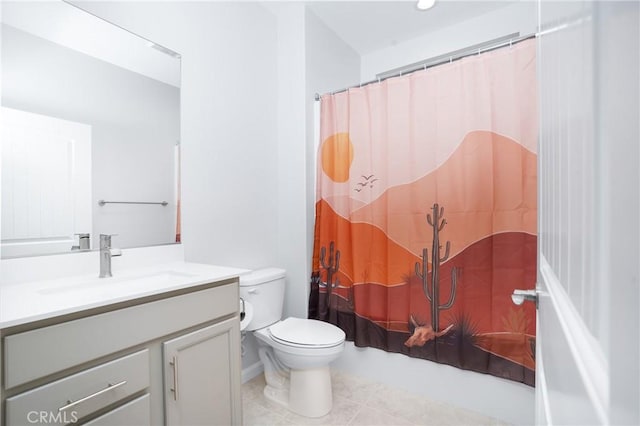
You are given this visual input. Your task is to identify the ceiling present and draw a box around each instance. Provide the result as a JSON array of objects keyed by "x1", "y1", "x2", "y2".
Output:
[{"x1": 307, "y1": 1, "x2": 517, "y2": 55}]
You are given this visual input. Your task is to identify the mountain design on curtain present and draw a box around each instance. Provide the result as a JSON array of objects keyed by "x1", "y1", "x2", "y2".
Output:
[{"x1": 309, "y1": 39, "x2": 537, "y2": 386}]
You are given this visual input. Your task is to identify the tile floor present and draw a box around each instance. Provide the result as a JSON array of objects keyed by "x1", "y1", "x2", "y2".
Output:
[{"x1": 241, "y1": 371, "x2": 506, "y2": 426}]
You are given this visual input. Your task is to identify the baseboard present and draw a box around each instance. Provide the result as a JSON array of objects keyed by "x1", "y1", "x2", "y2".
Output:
[{"x1": 242, "y1": 360, "x2": 264, "y2": 384}]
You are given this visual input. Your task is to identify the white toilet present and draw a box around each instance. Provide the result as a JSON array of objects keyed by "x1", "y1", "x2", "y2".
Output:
[{"x1": 240, "y1": 268, "x2": 346, "y2": 418}]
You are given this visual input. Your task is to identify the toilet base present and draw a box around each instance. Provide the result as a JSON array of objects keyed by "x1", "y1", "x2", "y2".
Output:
[
  {"x1": 288, "y1": 366, "x2": 333, "y2": 418},
  {"x1": 258, "y1": 347, "x2": 333, "y2": 418}
]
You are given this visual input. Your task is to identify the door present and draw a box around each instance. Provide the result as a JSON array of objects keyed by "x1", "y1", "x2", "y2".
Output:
[
  {"x1": 535, "y1": 1, "x2": 639, "y2": 425},
  {"x1": 163, "y1": 318, "x2": 242, "y2": 426}
]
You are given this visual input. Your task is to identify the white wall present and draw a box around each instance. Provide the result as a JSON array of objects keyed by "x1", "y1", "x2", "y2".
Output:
[
  {"x1": 76, "y1": 2, "x2": 279, "y2": 270},
  {"x1": 1, "y1": 23, "x2": 179, "y2": 250},
  {"x1": 250, "y1": 2, "x2": 361, "y2": 325},
  {"x1": 269, "y1": 2, "x2": 308, "y2": 321},
  {"x1": 236, "y1": 3, "x2": 361, "y2": 379},
  {"x1": 360, "y1": 1, "x2": 537, "y2": 81},
  {"x1": 230, "y1": 1, "x2": 310, "y2": 377}
]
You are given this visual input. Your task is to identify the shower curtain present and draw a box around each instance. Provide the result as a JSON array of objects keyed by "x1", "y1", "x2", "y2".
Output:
[{"x1": 309, "y1": 39, "x2": 537, "y2": 386}]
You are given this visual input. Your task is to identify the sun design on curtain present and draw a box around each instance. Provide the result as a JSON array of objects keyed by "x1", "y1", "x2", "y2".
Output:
[{"x1": 309, "y1": 39, "x2": 538, "y2": 386}]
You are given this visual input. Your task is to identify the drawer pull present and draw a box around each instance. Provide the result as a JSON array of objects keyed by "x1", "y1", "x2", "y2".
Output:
[
  {"x1": 58, "y1": 380, "x2": 127, "y2": 412},
  {"x1": 170, "y1": 356, "x2": 179, "y2": 401}
]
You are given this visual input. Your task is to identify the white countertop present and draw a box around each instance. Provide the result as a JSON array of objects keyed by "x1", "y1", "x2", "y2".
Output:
[{"x1": 0, "y1": 261, "x2": 249, "y2": 329}]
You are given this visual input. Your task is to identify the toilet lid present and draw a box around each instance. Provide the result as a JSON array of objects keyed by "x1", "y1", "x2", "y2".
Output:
[{"x1": 268, "y1": 317, "x2": 345, "y2": 347}]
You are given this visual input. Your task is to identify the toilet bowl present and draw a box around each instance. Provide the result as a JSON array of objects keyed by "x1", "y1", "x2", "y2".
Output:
[
  {"x1": 240, "y1": 269, "x2": 345, "y2": 418},
  {"x1": 256, "y1": 317, "x2": 345, "y2": 369}
]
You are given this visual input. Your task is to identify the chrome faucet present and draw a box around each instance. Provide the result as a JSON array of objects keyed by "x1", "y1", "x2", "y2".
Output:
[{"x1": 99, "y1": 234, "x2": 121, "y2": 278}]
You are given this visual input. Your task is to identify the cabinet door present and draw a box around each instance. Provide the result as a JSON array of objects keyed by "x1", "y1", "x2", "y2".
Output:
[{"x1": 163, "y1": 317, "x2": 241, "y2": 426}]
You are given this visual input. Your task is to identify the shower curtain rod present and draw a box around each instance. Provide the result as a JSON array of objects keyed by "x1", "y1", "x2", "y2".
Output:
[{"x1": 314, "y1": 31, "x2": 537, "y2": 101}]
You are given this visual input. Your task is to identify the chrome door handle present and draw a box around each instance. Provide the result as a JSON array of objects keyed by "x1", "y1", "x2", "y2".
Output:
[
  {"x1": 58, "y1": 380, "x2": 127, "y2": 412},
  {"x1": 511, "y1": 289, "x2": 538, "y2": 307}
]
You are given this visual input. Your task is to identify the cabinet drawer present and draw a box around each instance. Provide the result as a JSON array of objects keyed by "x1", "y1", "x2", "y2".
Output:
[
  {"x1": 5, "y1": 350, "x2": 149, "y2": 425},
  {"x1": 4, "y1": 282, "x2": 237, "y2": 388},
  {"x1": 83, "y1": 394, "x2": 151, "y2": 426}
]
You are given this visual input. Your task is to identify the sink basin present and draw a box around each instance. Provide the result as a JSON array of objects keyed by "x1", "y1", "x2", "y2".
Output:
[{"x1": 38, "y1": 270, "x2": 197, "y2": 295}]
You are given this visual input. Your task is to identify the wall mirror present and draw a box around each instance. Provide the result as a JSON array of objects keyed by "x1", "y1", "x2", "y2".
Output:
[{"x1": 1, "y1": 1, "x2": 181, "y2": 258}]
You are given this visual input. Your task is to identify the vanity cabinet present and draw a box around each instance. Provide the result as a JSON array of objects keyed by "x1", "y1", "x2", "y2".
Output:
[
  {"x1": 163, "y1": 318, "x2": 240, "y2": 425},
  {"x1": 1, "y1": 279, "x2": 242, "y2": 426}
]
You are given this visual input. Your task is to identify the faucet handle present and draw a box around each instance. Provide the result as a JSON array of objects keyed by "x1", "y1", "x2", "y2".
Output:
[
  {"x1": 74, "y1": 233, "x2": 91, "y2": 251},
  {"x1": 99, "y1": 234, "x2": 118, "y2": 247}
]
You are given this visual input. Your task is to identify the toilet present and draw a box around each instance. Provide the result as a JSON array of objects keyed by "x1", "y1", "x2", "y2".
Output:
[{"x1": 240, "y1": 268, "x2": 345, "y2": 418}]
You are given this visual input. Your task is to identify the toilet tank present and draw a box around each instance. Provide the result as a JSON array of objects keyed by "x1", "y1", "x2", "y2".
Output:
[{"x1": 239, "y1": 268, "x2": 286, "y2": 331}]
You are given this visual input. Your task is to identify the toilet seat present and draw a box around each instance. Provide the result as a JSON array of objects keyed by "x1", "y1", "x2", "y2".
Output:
[{"x1": 268, "y1": 317, "x2": 345, "y2": 348}]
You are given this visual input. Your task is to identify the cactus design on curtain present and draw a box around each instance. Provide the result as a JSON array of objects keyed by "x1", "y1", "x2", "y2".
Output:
[
  {"x1": 414, "y1": 204, "x2": 457, "y2": 335},
  {"x1": 309, "y1": 39, "x2": 538, "y2": 386}
]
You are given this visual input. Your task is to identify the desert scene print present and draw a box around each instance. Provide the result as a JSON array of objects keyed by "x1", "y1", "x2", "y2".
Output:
[{"x1": 309, "y1": 40, "x2": 537, "y2": 386}]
